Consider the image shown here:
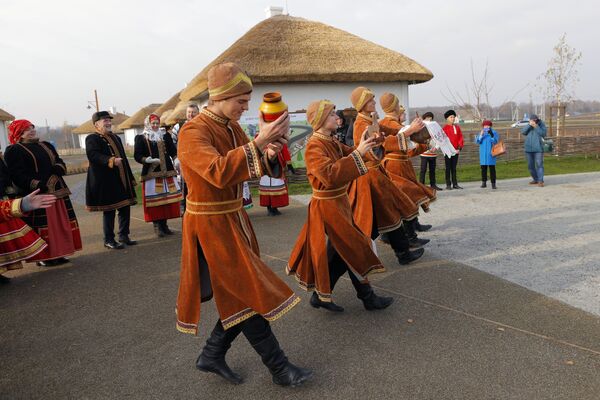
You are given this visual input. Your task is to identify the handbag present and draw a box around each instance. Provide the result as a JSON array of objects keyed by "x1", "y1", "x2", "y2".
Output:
[{"x1": 491, "y1": 140, "x2": 506, "y2": 157}]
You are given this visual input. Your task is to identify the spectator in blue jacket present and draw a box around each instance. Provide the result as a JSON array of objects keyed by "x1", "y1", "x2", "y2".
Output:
[
  {"x1": 476, "y1": 120, "x2": 499, "y2": 189},
  {"x1": 520, "y1": 114, "x2": 547, "y2": 187}
]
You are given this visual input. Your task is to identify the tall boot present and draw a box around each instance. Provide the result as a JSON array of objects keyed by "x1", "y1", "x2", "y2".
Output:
[
  {"x1": 153, "y1": 222, "x2": 165, "y2": 238},
  {"x1": 243, "y1": 316, "x2": 312, "y2": 387},
  {"x1": 407, "y1": 220, "x2": 430, "y2": 248},
  {"x1": 160, "y1": 220, "x2": 174, "y2": 235},
  {"x1": 415, "y1": 218, "x2": 432, "y2": 232},
  {"x1": 387, "y1": 226, "x2": 425, "y2": 265},
  {"x1": 355, "y1": 283, "x2": 394, "y2": 311},
  {"x1": 196, "y1": 321, "x2": 244, "y2": 384}
]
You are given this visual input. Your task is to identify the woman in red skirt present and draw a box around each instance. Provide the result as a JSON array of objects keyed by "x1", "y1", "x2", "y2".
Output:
[
  {"x1": 134, "y1": 114, "x2": 182, "y2": 237},
  {"x1": 0, "y1": 189, "x2": 56, "y2": 283},
  {"x1": 4, "y1": 120, "x2": 82, "y2": 267}
]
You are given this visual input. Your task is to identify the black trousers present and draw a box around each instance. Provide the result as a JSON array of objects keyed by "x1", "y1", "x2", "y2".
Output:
[
  {"x1": 481, "y1": 165, "x2": 496, "y2": 183},
  {"x1": 327, "y1": 241, "x2": 369, "y2": 296},
  {"x1": 103, "y1": 205, "x2": 130, "y2": 242},
  {"x1": 420, "y1": 157, "x2": 437, "y2": 185},
  {"x1": 444, "y1": 154, "x2": 460, "y2": 186},
  {"x1": 207, "y1": 314, "x2": 272, "y2": 350}
]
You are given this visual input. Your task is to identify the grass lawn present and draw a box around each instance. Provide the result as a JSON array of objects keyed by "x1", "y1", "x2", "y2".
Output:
[
  {"x1": 456, "y1": 154, "x2": 600, "y2": 183},
  {"x1": 143, "y1": 155, "x2": 600, "y2": 200}
]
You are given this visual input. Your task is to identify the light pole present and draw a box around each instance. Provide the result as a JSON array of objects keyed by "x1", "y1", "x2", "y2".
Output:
[{"x1": 86, "y1": 89, "x2": 100, "y2": 112}]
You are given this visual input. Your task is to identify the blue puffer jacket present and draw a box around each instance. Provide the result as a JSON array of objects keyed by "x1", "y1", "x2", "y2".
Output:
[
  {"x1": 475, "y1": 128, "x2": 499, "y2": 165},
  {"x1": 520, "y1": 121, "x2": 547, "y2": 153}
]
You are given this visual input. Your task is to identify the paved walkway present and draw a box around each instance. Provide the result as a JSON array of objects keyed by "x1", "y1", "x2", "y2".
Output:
[{"x1": 1, "y1": 173, "x2": 599, "y2": 399}]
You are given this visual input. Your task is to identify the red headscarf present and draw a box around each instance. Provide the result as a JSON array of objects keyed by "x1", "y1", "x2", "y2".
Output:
[
  {"x1": 8, "y1": 119, "x2": 34, "y2": 144},
  {"x1": 482, "y1": 120, "x2": 493, "y2": 127},
  {"x1": 149, "y1": 114, "x2": 160, "y2": 123}
]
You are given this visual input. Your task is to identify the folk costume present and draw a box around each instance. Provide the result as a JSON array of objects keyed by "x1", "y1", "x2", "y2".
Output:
[
  {"x1": 379, "y1": 93, "x2": 435, "y2": 233},
  {"x1": 0, "y1": 158, "x2": 46, "y2": 281},
  {"x1": 258, "y1": 143, "x2": 289, "y2": 216},
  {"x1": 378, "y1": 93, "x2": 436, "y2": 211},
  {"x1": 287, "y1": 100, "x2": 392, "y2": 312},
  {"x1": 443, "y1": 109, "x2": 464, "y2": 189},
  {"x1": 418, "y1": 112, "x2": 443, "y2": 190},
  {"x1": 85, "y1": 111, "x2": 137, "y2": 248},
  {"x1": 134, "y1": 114, "x2": 182, "y2": 236},
  {"x1": 176, "y1": 62, "x2": 311, "y2": 387},
  {"x1": 347, "y1": 87, "x2": 424, "y2": 265},
  {"x1": 4, "y1": 120, "x2": 81, "y2": 265}
]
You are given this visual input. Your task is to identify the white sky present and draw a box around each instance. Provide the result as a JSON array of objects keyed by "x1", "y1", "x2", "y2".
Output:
[{"x1": 0, "y1": 0, "x2": 597, "y2": 126}]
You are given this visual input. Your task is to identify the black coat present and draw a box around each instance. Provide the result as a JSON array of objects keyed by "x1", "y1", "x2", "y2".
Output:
[
  {"x1": 0, "y1": 156, "x2": 11, "y2": 198},
  {"x1": 133, "y1": 132, "x2": 177, "y2": 181},
  {"x1": 85, "y1": 132, "x2": 137, "y2": 211},
  {"x1": 4, "y1": 140, "x2": 71, "y2": 198}
]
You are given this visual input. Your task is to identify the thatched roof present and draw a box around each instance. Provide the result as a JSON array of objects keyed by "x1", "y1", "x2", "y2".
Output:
[
  {"x1": 153, "y1": 91, "x2": 182, "y2": 127},
  {"x1": 165, "y1": 100, "x2": 199, "y2": 126},
  {"x1": 118, "y1": 103, "x2": 162, "y2": 130},
  {"x1": 0, "y1": 108, "x2": 15, "y2": 122},
  {"x1": 180, "y1": 15, "x2": 433, "y2": 101},
  {"x1": 72, "y1": 112, "x2": 130, "y2": 134}
]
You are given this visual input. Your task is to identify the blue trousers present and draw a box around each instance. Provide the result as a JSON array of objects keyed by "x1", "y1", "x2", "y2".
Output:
[{"x1": 526, "y1": 152, "x2": 544, "y2": 183}]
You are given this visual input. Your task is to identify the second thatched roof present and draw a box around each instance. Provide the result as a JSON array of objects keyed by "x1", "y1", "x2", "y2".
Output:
[
  {"x1": 73, "y1": 112, "x2": 130, "y2": 134},
  {"x1": 180, "y1": 15, "x2": 433, "y2": 101},
  {"x1": 118, "y1": 103, "x2": 162, "y2": 130},
  {"x1": 0, "y1": 108, "x2": 15, "y2": 122}
]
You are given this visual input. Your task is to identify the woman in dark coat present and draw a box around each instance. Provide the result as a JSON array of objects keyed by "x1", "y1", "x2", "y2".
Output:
[
  {"x1": 134, "y1": 113, "x2": 182, "y2": 237},
  {"x1": 4, "y1": 120, "x2": 82, "y2": 266}
]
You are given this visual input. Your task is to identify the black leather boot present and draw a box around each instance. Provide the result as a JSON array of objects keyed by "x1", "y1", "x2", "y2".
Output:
[
  {"x1": 356, "y1": 284, "x2": 394, "y2": 311},
  {"x1": 196, "y1": 321, "x2": 243, "y2": 384},
  {"x1": 415, "y1": 219, "x2": 432, "y2": 232},
  {"x1": 251, "y1": 333, "x2": 313, "y2": 387},
  {"x1": 492, "y1": 182, "x2": 497, "y2": 190},
  {"x1": 379, "y1": 232, "x2": 390, "y2": 244},
  {"x1": 160, "y1": 220, "x2": 174, "y2": 235},
  {"x1": 153, "y1": 222, "x2": 165, "y2": 238},
  {"x1": 480, "y1": 181, "x2": 487, "y2": 188},
  {"x1": 409, "y1": 237, "x2": 430, "y2": 248},
  {"x1": 309, "y1": 292, "x2": 344, "y2": 312},
  {"x1": 395, "y1": 248, "x2": 425, "y2": 265}
]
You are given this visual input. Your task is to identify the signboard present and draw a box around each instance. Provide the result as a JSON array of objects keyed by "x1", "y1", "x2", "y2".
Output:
[{"x1": 239, "y1": 112, "x2": 310, "y2": 168}]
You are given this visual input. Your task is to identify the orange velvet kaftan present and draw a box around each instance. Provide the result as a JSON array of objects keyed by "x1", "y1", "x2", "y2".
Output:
[
  {"x1": 176, "y1": 108, "x2": 300, "y2": 334},
  {"x1": 379, "y1": 116, "x2": 436, "y2": 211},
  {"x1": 287, "y1": 132, "x2": 385, "y2": 302},
  {"x1": 347, "y1": 113, "x2": 419, "y2": 237}
]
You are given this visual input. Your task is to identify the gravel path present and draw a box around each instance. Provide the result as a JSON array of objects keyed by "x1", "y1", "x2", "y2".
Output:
[{"x1": 293, "y1": 172, "x2": 600, "y2": 316}]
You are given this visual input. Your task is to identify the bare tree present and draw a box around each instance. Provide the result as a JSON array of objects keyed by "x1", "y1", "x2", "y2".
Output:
[
  {"x1": 537, "y1": 33, "x2": 582, "y2": 136},
  {"x1": 442, "y1": 59, "x2": 493, "y2": 122}
]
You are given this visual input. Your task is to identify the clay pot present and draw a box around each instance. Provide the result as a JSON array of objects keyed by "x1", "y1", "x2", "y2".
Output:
[
  {"x1": 259, "y1": 92, "x2": 288, "y2": 122},
  {"x1": 411, "y1": 126, "x2": 431, "y2": 144}
]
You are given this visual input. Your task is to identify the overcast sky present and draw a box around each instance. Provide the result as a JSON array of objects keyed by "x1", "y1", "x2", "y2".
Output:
[{"x1": 0, "y1": 0, "x2": 597, "y2": 126}]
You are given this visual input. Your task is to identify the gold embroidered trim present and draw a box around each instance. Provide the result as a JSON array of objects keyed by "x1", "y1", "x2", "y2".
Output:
[
  {"x1": 208, "y1": 72, "x2": 252, "y2": 98},
  {"x1": 0, "y1": 224, "x2": 31, "y2": 243},
  {"x1": 312, "y1": 131, "x2": 333, "y2": 142},
  {"x1": 200, "y1": 107, "x2": 229, "y2": 125},
  {"x1": 10, "y1": 198, "x2": 23, "y2": 218},
  {"x1": 350, "y1": 150, "x2": 368, "y2": 175}
]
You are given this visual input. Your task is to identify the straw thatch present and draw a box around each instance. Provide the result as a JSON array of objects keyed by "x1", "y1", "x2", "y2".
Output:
[
  {"x1": 72, "y1": 112, "x2": 130, "y2": 134},
  {"x1": 165, "y1": 100, "x2": 200, "y2": 126},
  {"x1": 153, "y1": 91, "x2": 182, "y2": 127},
  {"x1": 0, "y1": 108, "x2": 15, "y2": 122},
  {"x1": 180, "y1": 15, "x2": 433, "y2": 101},
  {"x1": 117, "y1": 103, "x2": 162, "y2": 130}
]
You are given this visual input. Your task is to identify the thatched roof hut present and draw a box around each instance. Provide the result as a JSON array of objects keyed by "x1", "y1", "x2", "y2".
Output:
[
  {"x1": 0, "y1": 108, "x2": 15, "y2": 122},
  {"x1": 73, "y1": 112, "x2": 130, "y2": 134},
  {"x1": 118, "y1": 103, "x2": 162, "y2": 131},
  {"x1": 72, "y1": 112, "x2": 130, "y2": 150},
  {"x1": 179, "y1": 15, "x2": 433, "y2": 102},
  {"x1": 153, "y1": 91, "x2": 181, "y2": 126},
  {"x1": 165, "y1": 100, "x2": 201, "y2": 126},
  {"x1": 0, "y1": 108, "x2": 16, "y2": 150}
]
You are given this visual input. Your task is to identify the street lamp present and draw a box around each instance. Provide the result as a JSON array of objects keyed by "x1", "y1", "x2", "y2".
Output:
[{"x1": 86, "y1": 89, "x2": 100, "y2": 112}]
